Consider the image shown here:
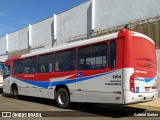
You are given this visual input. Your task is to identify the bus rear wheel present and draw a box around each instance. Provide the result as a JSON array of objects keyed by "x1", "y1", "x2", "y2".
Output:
[
  {"x1": 55, "y1": 88, "x2": 70, "y2": 109},
  {"x1": 12, "y1": 88, "x2": 19, "y2": 99}
]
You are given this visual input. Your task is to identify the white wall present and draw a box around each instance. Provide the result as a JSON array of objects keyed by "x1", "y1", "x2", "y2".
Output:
[
  {"x1": 0, "y1": 55, "x2": 8, "y2": 62},
  {"x1": 8, "y1": 27, "x2": 29, "y2": 52},
  {"x1": 0, "y1": 36, "x2": 7, "y2": 61},
  {"x1": 94, "y1": 0, "x2": 160, "y2": 30},
  {"x1": 56, "y1": 1, "x2": 92, "y2": 45},
  {"x1": 30, "y1": 17, "x2": 54, "y2": 53},
  {"x1": 0, "y1": 36, "x2": 6, "y2": 55}
]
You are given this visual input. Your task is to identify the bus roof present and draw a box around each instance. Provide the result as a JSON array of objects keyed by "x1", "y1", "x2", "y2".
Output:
[
  {"x1": 21, "y1": 32, "x2": 118, "y2": 58},
  {"x1": 130, "y1": 31, "x2": 155, "y2": 45},
  {"x1": 5, "y1": 29, "x2": 155, "y2": 60},
  {"x1": 6, "y1": 56, "x2": 21, "y2": 62}
]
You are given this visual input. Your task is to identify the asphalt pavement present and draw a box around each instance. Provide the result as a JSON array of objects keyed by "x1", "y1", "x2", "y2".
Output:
[{"x1": 0, "y1": 94, "x2": 159, "y2": 120}]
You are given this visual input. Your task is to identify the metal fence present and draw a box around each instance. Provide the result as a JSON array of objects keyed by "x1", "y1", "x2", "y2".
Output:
[{"x1": 132, "y1": 22, "x2": 160, "y2": 48}]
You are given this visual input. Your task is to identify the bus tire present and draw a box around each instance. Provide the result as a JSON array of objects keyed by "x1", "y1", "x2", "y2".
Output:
[
  {"x1": 56, "y1": 88, "x2": 70, "y2": 109},
  {"x1": 12, "y1": 88, "x2": 19, "y2": 99}
]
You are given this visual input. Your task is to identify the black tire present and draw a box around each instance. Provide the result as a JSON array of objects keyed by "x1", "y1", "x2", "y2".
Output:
[
  {"x1": 55, "y1": 88, "x2": 70, "y2": 109},
  {"x1": 12, "y1": 88, "x2": 19, "y2": 99}
]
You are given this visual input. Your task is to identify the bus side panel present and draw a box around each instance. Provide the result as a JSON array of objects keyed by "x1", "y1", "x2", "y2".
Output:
[
  {"x1": 36, "y1": 71, "x2": 77, "y2": 99},
  {"x1": 12, "y1": 73, "x2": 49, "y2": 98},
  {"x1": 9, "y1": 71, "x2": 77, "y2": 99},
  {"x1": 72, "y1": 39, "x2": 124, "y2": 104}
]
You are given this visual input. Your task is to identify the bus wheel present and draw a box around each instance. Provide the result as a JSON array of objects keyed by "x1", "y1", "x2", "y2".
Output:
[
  {"x1": 12, "y1": 88, "x2": 19, "y2": 99},
  {"x1": 56, "y1": 88, "x2": 70, "y2": 109}
]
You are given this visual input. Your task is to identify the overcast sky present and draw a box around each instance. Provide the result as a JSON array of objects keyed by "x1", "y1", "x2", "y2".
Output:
[{"x1": 0, "y1": 0, "x2": 87, "y2": 37}]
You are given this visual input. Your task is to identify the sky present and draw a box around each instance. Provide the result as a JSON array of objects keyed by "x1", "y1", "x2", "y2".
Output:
[{"x1": 0, "y1": 0, "x2": 87, "y2": 37}]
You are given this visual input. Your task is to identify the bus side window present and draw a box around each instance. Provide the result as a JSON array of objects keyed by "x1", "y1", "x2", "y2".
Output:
[
  {"x1": 55, "y1": 49, "x2": 76, "y2": 72},
  {"x1": 13, "y1": 59, "x2": 24, "y2": 74},
  {"x1": 78, "y1": 43, "x2": 107, "y2": 70},
  {"x1": 109, "y1": 41, "x2": 116, "y2": 68},
  {"x1": 24, "y1": 57, "x2": 37, "y2": 74},
  {"x1": 37, "y1": 54, "x2": 54, "y2": 73}
]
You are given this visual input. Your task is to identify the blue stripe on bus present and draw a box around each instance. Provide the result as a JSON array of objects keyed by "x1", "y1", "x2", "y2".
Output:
[
  {"x1": 134, "y1": 76, "x2": 156, "y2": 83},
  {"x1": 16, "y1": 70, "x2": 119, "y2": 89}
]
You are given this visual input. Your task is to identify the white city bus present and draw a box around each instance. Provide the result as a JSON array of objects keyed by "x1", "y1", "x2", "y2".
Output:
[{"x1": 3, "y1": 29, "x2": 158, "y2": 108}]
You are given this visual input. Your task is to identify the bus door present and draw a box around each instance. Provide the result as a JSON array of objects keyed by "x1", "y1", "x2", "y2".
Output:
[
  {"x1": 36, "y1": 53, "x2": 54, "y2": 98},
  {"x1": 3, "y1": 63, "x2": 11, "y2": 94},
  {"x1": 22, "y1": 57, "x2": 37, "y2": 96}
]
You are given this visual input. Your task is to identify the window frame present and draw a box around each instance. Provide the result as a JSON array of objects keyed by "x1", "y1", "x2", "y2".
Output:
[
  {"x1": 23, "y1": 57, "x2": 37, "y2": 74},
  {"x1": 78, "y1": 43, "x2": 108, "y2": 71},
  {"x1": 37, "y1": 53, "x2": 54, "y2": 73},
  {"x1": 108, "y1": 40, "x2": 117, "y2": 69},
  {"x1": 13, "y1": 59, "x2": 24, "y2": 75},
  {"x1": 54, "y1": 49, "x2": 76, "y2": 72}
]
